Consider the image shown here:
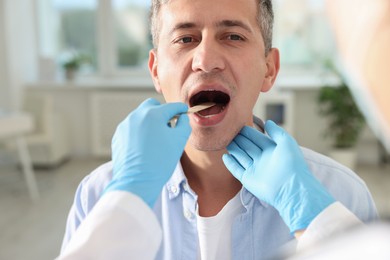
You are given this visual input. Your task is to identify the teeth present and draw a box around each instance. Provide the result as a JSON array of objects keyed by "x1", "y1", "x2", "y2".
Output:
[
  {"x1": 197, "y1": 113, "x2": 219, "y2": 118},
  {"x1": 197, "y1": 114, "x2": 213, "y2": 118}
]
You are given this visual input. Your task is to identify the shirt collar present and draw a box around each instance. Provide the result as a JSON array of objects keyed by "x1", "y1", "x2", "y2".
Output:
[
  {"x1": 253, "y1": 115, "x2": 265, "y2": 133},
  {"x1": 240, "y1": 188, "x2": 270, "y2": 208},
  {"x1": 165, "y1": 163, "x2": 189, "y2": 199}
]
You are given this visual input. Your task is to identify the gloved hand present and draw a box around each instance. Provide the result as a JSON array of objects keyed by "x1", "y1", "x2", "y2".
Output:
[
  {"x1": 104, "y1": 98, "x2": 192, "y2": 208},
  {"x1": 222, "y1": 120, "x2": 335, "y2": 233}
]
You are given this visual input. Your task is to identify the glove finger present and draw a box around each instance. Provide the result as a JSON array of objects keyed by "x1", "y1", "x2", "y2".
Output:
[
  {"x1": 159, "y1": 102, "x2": 189, "y2": 121},
  {"x1": 172, "y1": 114, "x2": 192, "y2": 142},
  {"x1": 240, "y1": 126, "x2": 275, "y2": 150},
  {"x1": 233, "y1": 134, "x2": 263, "y2": 163},
  {"x1": 111, "y1": 116, "x2": 131, "y2": 155},
  {"x1": 174, "y1": 113, "x2": 190, "y2": 128},
  {"x1": 264, "y1": 120, "x2": 295, "y2": 145},
  {"x1": 222, "y1": 154, "x2": 245, "y2": 181},
  {"x1": 226, "y1": 140, "x2": 253, "y2": 169},
  {"x1": 138, "y1": 98, "x2": 161, "y2": 110}
]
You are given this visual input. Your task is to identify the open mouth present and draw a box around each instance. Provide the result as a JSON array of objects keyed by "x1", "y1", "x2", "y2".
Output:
[{"x1": 190, "y1": 90, "x2": 230, "y2": 117}]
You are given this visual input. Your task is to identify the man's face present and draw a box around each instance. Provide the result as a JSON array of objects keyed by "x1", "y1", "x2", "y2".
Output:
[{"x1": 149, "y1": 0, "x2": 279, "y2": 151}]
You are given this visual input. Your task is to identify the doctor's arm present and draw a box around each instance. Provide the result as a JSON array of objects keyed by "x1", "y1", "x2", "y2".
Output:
[
  {"x1": 57, "y1": 191, "x2": 161, "y2": 260},
  {"x1": 58, "y1": 99, "x2": 192, "y2": 260}
]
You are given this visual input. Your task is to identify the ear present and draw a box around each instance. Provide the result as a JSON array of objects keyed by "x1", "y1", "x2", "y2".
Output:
[
  {"x1": 148, "y1": 49, "x2": 162, "y2": 94},
  {"x1": 261, "y1": 48, "x2": 280, "y2": 93}
]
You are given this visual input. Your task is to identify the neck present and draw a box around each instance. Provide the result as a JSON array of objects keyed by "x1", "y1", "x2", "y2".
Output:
[{"x1": 181, "y1": 145, "x2": 242, "y2": 217}]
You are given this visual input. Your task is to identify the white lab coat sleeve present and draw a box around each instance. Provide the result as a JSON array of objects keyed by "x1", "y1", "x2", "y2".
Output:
[
  {"x1": 297, "y1": 201, "x2": 363, "y2": 251},
  {"x1": 57, "y1": 191, "x2": 162, "y2": 260}
]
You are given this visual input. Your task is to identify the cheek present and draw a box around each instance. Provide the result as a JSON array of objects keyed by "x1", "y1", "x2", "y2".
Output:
[
  {"x1": 240, "y1": 67, "x2": 265, "y2": 100},
  {"x1": 236, "y1": 53, "x2": 266, "y2": 88},
  {"x1": 155, "y1": 56, "x2": 182, "y2": 101},
  {"x1": 232, "y1": 89, "x2": 259, "y2": 125},
  {"x1": 228, "y1": 53, "x2": 265, "y2": 107},
  {"x1": 157, "y1": 50, "x2": 195, "y2": 102},
  {"x1": 234, "y1": 70, "x2": 264, "y2": 120},
  {"x1": 158, "y1": 84, "x2": 181, "y2": 103}
]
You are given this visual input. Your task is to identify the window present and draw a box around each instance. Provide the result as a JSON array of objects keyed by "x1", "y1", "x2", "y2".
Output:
[
  {"x1": 37, "y1": 0, "x2": 151, "y2": 79},
  {"x1": 113, "y1": 0, "x2": 151, "y2": 69},
  {"x1": 37, "y1": 0, "x2": 98, "y2": 75},
  {"x1": 273, "y1": 0, "x2": 336, "y2": 69},
  {"x1": 266, "y1": 104, "x2": 285, "y2": 125}
]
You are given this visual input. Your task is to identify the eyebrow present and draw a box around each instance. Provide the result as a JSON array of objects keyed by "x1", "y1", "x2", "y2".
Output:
[
  {"x1": 216, "y1": 20, "x2": 253, "y2": 33},
  {"x1": 169, "y1": 22, "x2": 197, "y2": 35},
  {"x1": 169, "y1": 19, "x2": 253, "y2": 35}
]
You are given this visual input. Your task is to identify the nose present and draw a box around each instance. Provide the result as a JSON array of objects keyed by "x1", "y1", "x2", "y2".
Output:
[{"x1": 192, "y1": 36, "x2": 225, "y2": 73}]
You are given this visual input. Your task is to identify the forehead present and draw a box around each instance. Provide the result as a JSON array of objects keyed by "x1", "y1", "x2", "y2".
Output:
[{"x1": 159, "y1": 0, "x2": 259, "y2": 31}]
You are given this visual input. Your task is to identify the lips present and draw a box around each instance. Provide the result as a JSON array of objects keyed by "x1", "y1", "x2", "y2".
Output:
[{"x1": 189, "y1": 90, "x2": 230, "y2": 117}]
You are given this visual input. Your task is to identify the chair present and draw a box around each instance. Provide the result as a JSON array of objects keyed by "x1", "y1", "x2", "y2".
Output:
[
  {"x1": 0, "y1": 111, "x2": 39, "y2": 201},
  {"x1": 23, "y1": 94, "x2": 70, "y2": 167}
]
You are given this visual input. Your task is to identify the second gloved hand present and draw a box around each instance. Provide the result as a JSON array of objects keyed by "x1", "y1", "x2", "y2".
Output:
[
  {"x1": 104, "y1": 98, "x2": 192, "y2": 208},
  {"x1": 222, "y1": 120, "x2": 335, "y2": 233}
]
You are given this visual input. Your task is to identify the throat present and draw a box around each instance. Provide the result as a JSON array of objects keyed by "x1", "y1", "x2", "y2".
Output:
[{"x1": 181, "y1": 151, "x2": 242, "y2": 217}]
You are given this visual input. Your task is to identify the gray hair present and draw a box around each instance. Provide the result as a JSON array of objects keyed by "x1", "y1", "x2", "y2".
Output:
[{"x1": 150, "y1": 0, "x2": 274, "y2": 54}]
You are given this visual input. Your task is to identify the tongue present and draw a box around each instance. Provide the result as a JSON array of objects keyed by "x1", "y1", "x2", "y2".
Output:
[{"x1": 197, "y1": 104, "x2": 223, "y2": 116}]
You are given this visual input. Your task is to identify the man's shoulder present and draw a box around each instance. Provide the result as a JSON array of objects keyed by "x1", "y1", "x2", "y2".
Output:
[
  {"x1": 300, "y1": 146, "x2": 377, "y2": 222},
  {"x1": 61, "y1": 161, "x2": 116, "y2": 249},
  {"x1": 87, "y1": 161, "x2": 114, "y2": 181},
  {"x1": 81, "y1": 161, "x2": 114, "y2": 191},
  {"x1": 300, "y1": 147, "x2": 364, "y2": 185},
  {"x1": 76, "y1": 161, "x2": 114, "y2": 205}
]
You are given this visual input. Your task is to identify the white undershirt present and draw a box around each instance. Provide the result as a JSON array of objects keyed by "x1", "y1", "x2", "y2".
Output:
[{"x1": 196, "y1": 192, "x2": 242, "y2": 260}]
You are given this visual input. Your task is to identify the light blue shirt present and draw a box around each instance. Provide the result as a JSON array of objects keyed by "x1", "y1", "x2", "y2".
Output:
[{"x1": 62, "y1": 145, "x2": 377, "y2": 259}]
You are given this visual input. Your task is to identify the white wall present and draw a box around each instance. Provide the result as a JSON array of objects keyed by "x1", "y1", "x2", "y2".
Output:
[
  {"x1": 2, "y1": 0, "x2": 38, "y2": 110},
  {"x1": 293, "y1": 88, "x2": 380, "y2": 165},
  {"x1": 24, "y1": 86, "x2": 162, "y2": 158},
  {"x1": 0, "y1": 1, "x2": 11, "y2": 110},
  {"x1": 293, "y1": 89, "x2": 330, "y2": 153}
]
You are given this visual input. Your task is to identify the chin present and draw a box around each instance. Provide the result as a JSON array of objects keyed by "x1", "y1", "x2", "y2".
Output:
[
  {"x1": 188, "y1": 129, "x2": 235, "y2": 152},
  {"x1": 190, "y1": 142, "x2": 227, "y2": 152}
]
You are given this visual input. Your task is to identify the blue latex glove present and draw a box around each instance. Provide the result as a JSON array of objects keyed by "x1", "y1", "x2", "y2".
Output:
[
  {"x1": 104, "y1": 98, "x2": 191, "y2": 208},
  {"x1": 222, "y1": 120, "x2": 335, "y2": 233}
]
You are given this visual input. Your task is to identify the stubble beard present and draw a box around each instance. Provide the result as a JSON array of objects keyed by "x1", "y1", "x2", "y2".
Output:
[{"x1": 188, "y1": 125, "x2": 241, "y2": 151}]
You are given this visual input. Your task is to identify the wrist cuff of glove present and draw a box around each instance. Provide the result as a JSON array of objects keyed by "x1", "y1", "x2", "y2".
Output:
[
  {"x1": 278, "y1": 189, "x2": 336, "y2": 234},
  {"x1": 103, "y1": 180, "x2": 160, "y2": 208}
]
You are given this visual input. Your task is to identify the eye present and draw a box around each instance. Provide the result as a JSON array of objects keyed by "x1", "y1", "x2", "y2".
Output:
[
  {"x1": 177, "y1": 36, "x2": 195, "y2": 44},
  {"x1": 226, "y1": 34, "x2": 244, "y2": 41}
]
